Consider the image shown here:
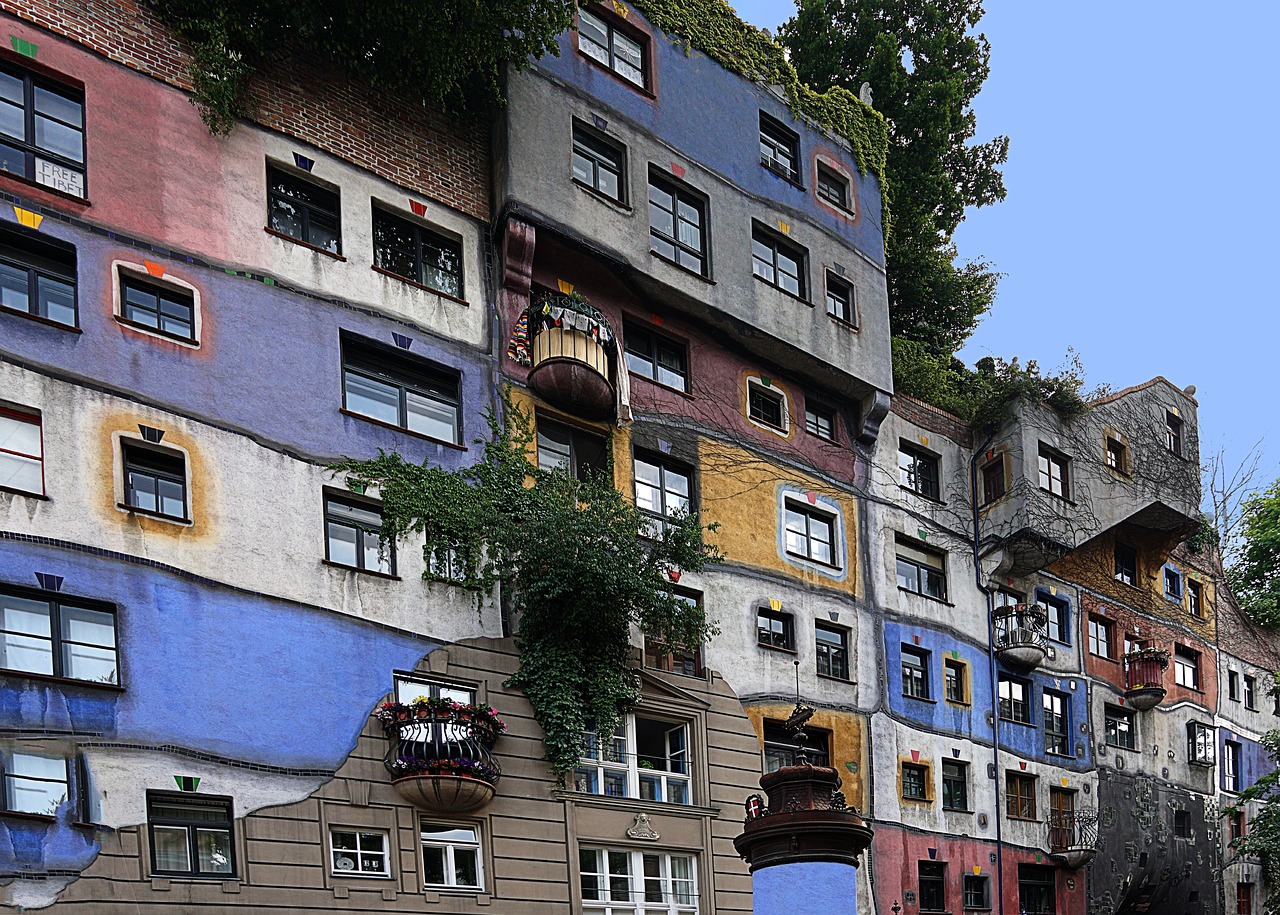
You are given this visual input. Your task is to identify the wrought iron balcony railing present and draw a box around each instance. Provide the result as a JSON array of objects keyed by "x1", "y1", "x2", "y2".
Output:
[
  {"x1": 376, "y1": 703, "x2": 504, "y2": 812},
  {"x1": 1047, "y1": 809, "x2": 1098, "y2": 868},
  {"x1": 993, "y1": 604, "x2": 1048, "y2": 668}
]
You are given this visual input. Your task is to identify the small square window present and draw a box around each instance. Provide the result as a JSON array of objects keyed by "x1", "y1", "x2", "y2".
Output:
[
  {"x1": 1105, "y1": 436, "x2": 1127, "y2": 472},
  {"x1": 120, "y1": 275, "x2": 196, "y2": 343},
  {"x1": 648, "y1": 173, "x2": 707, "y2": 276},
  {"x1": 944, "y1": 658, "x2": 967, "y2": 704},
  {"x1": 623, "y1": 321, "x2": 688, "y2": 391},
  {"x1": 1037, "y1": 444, "x2": 1069, "y2": 499},
  {"x1": 815, "y1": 622, "x2": 848, "y2": 680},
  {"x1": 816, "y1": 163, "x2": 850, "y2": 211},
  {"x1": 747, "y1": 380, "x2": 787, "y2": 432},
  {"x1": 421, "y1": 823, "x2": 484, "y2": 890},
  {"x1": 147, "y1": 793, "x2": 235, "y2": 877},
  {"x1": 571, "y1": 123, "x2": 626, "y2": 202},
  {"x1": 751, "y1": 223, "x2": 807, "y2": 298},
  {"x1": 372, "y1": 207, "x2": 463, "y2": 299},
  {"x1": 1174, "y1": 645, "x2": 1200, "y2": 689},
  {"x1": 634, "y1": 453, "x2": 692, "y2": 536},
  {"x1": 0, "y1": 224, "x2": 77, "y2": 327},
  {"x1": 644, "y1": 591, "x2": 703, "y2": 677},
  {"x1": 1105, "y1": 705, "x2": 1135, "y2": 750},
  {"x1": 757, "y1": 607, "x2": 794, "y2": 651},
  {"x1": 267, "y1": 165, "x2": 341, "y2": 254},
  {"x1": 899, "y1": 443, "x2": 941, "y2": 500},
  {"x1": 805, "y1": 402, "x2": 836, "y2": 441},
  {"x1": 330, "y1": 828, "x2": 391, "y2": 877},
  {"x1": 428, "y1": 542, "x2": 470, "y2": 583},
  {"x1": 342, "y1": 333, "x2": 462, "y2": 445},
  {"x1": 1187, "y1": 721, "x2": 1214, "y2": 766},
  {"x1": 537, "y1": 417, "x2": 608, "y2": 481},
  {"x1": 759, "y1": 113, "x2": 800, "y2": 183},
  {"x1": 763, "y1": 721, "x2": 829, "y2": 771},
  {"x1": 981, "y1": 458, "x2": 1005, "y2": 504},
  {"x1": 1166, "y1": 412, "x2": 1183, "y2": 456},
  {"x1": 785, "y1": 501, "x2": 838, "y2": 567},
  {"x1": 325, "y1": 493, "x2": 394, "y2": 575},
  {"x1": 0, "y1": 65, "x2": 85, "y2": 196},
  {"x1": 122, "y1": 442, "x2": 188, "y2": 521},
  {"x1": 825, "y1": 272, "x2": 855, "y2": 324},
  {"x1": 902, "y1": 763, "x2": 928, "y2": 800},
  {"x1": 942, "y1": 760, "x2": 968, "y2": 811},
  {"x1": 901, "y1": 647, "x2": 930, "y2": 699},
  {"x1": 0, "y1": 406, "x2": 44, "y2": 496},
  {"x1": 1114, "y1": 542, "x2": 1138, "y2": 586},
  {"x1": 577, "y1": 8, "x2": 647, "y2": 88}
]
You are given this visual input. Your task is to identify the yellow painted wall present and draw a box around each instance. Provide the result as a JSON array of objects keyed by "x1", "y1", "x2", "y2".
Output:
[{"x1": 743, "y1": 703, "x2": 867, "y2": 812}]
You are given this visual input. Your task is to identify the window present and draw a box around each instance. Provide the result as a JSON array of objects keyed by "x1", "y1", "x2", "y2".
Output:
[
  {"x1": 1166, "y1": 411, "x2": 1183, "y2": 456},
  {"x1": 785, "y1": 502, "x2": 837, "y2": 567},
  {"x1": 816, "y1": 163, "x2": 850, "y2": 211},
  {"x1": 748, "y1": 381, "x2": 786, "y2": 431},
  {"x1": 572, "y1": 124, "x2": 625, "y2": 202},
  {"x1": 756, "y1": 607, "x2": 794, "y2": 651},
  {"x1": 1043, "y1": 690, "x2": 1069, "y2": 756},
  {"x1": 329, "y1": 828, "x2": 390, "y2": 877},
  {"x1": 1105, "y1": 437, "x2": 1126, "y2": 472},
  {"x1": 998, "y1": 676, "x2": 1031, "y2": 724},
  {"x1": 1187, "y1": 721, "x2": 1215, "y2": 766},
  {"x1": 805, "y1": 402, "x2": 836, "y2": 441},
  {"x1": 122, "y1": 442, "x2": 187, "y2": 521},
  {"x1": 1088, "y1": 615, "x2": 1113, "y2": 658},
  {"x1": 899, "y1": 443, "x2": 941, "y2": 500},
  {"x1": 1105, "y1": 706, "x2": 1135, "y2": 750},
  {"x1": 1018, "y1": 864, "x2": 1055, "y2": 915},
  {"x1": 942, "y1": 760, "x2": 968, "y2": 811},
  {"x1": 580, "y1": 848, "x2": 697, "y2": 915},
  {"x1": 648, "y1": 174, "x2": 706, "y2": 275},
  {"x1": 981, "y1": 458, "x2": 1005, "y2": 504},
  {"x1": 1174, "y1": 645, "x2": 1200, "y2": 689},
  {"x1": 1006, "y1": 772, "x2": 1037, "y2": 820},
  {"x1": 1224, "y1": 740, "x2": 1241, "y2": 792},
  {"x1": 421, "y1": 823, "x2": 483, "y2": 890},
  {"x1": 0, "y1": 585, "x2": 118, "y2": 684},
  {"x1": 1188, "y1": 579, "x2": 1203, "y2": 617},
  {"x1": 147, "y1": 793, "x2": 234, "y2": 877},
  {"x1": 577, "y1": 715, "x2": 690, "y2": 805},
  {"x1": 902, "y1": 763, "x2": 928, "y2": 800},
  {"x1": 324, "y1": 493, "x2": 393, "y2": 575},
  {"x1": 1238, "y1": 882, "x2": 1254, "y2": 915},
  {"x1": 2, "y1": 750, "x2": 67, "y2": 816},
  {"x1": 751, "y1": 224, "x2": 807, "y2": 298},
  {"x1": 1245, "y1": 674, "x2": 1257, "y2": 710},
  {"x1": 1114, "y1": 542, "x2": 1138, "y2": 586},
  {"x1": 577, "y1": 9, "x2": 646, "y2": 88},
  {"x1": 119, "y1": 274, "x2": 195, "y2": 342},
  {"x1": 644, "y1": 592, "x2": 703, "y2": 677},
  {"x1": 537, "y1": 417, "x2": 608, "y2": 481},
  {"x1": 342, "y1": 335, "x2": 461, "y2": 444},
  {"x1": 0, "y1": 224, "x2": 76, "y2": 326},
  {"x1": 0, "y1": 65, "x2": 85, "y2": 196},
  {"x1": 1229, "y1": 670, "x2": 1240, "y2": 701},
  {"x1": 1230, "y1": 811, "x2": 1245, "y2": 842},
  {"x1": 918, "y1": 861, "x2": 946, "y2": 911},
  {"x1": 1164, "y1": 566, "x2": 1183, "y2": 600},
  {"x1": 1173, "y1": 809, "x2": 1191, "y2": 838},
  {"x1": 624, "y1": 322, "x2": 688, "y2": 391},
  {"x1": 1037, "y1": 445, "x2": 1069, "y2": 498},
  {"x1": 815, "y1": 623, "x2": 848, "y2": 679},
  {"x1": 0, "y1": 407, "x2": 43, "y2": 495},
  {"x1": 759, "y1": 113, "x2": 800, "y2": 182},
  {"x1": 763, "y1": 721, "x2": 829, "y2": 772},
  {"x1": 428, "y1": 542, "x2": 470, "y2": 583},
  {"x1": 634, "y1": 454, "x2": 691, "y2": 536},
  {"x1": 1037, "y1": 593, "x2": 1070, "y2": 644},
  {"x1": 266, "y1": 165, "x2": 340, "y2": 254},
  {"x1": 944, "y1": 658, "x2": 967, "y2": 703},
  {"x1": 963, "y1": 874, "x2": 990, "y2": 910},
  {"x1": 901, "y1": 647, "x2": 930, "y2": 699},
  {"x1": 993, "y1": 587, "x2": 1022, "y2": 609},
  {"x1": 372, "y1": 207, "x2": 463, "y2": 299},
  {"x1": 896, "y1": 538, "x2": 946, "y2": 600},
  {"x1": 1048, "y1": 788, "x2": 1076, "y2": 850},
  {"x1": 825, "y1": 272, "x2": 854, "y2": 323}
]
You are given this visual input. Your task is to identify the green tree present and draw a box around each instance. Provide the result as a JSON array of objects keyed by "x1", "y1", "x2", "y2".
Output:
[
  {"x1": 780, "y1": 0, "x2": 1008, "y2": 353},
  {"x1": 333, "y1": 395, "x2": 720, "y2": 780},
  {"x1": 1229, "y1": 480, "x2": 1280, "y2": 629},
  {"x1": 149, "y1": 0, "x2": 576, "y2": 133}
]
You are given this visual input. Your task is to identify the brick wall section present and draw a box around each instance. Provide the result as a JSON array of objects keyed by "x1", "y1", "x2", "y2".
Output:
[
  {"x1": 0, "y1": 0, "x2": 490, "y2": 221},
  {"x1": 891, "y1": 395, "x2": 974, "y2": 448}
]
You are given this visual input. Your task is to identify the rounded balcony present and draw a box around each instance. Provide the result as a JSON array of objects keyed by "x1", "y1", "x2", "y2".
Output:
[
  {"x1": 1047, "y1": 809, "x2": 1098, "y2": 869},
  {"x1": 526, "y1": 294, "x2": 616, "y2": 421},
  {"x1": 376, "y1": 699, "x2": 505, "y2": 814},
  {"x1": 992, "y1": 604, "x2": 1048, "y2": 670},
  {"x1": 1124, "y1": 648, "x2": 1169, "y2": 711}
]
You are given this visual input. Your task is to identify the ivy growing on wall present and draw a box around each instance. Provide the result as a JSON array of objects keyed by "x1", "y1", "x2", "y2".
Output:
[{"x1": 333, "y1": 394, "x2": 720, "y2": 780}]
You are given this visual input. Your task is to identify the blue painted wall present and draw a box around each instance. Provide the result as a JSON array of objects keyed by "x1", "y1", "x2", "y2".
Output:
[
  {"x1": 755, "y1": 861, "x2": 859, "y2": 915},
  {"x1": 1219, "y1": 728, "x2": 1274, "y2": 794}
]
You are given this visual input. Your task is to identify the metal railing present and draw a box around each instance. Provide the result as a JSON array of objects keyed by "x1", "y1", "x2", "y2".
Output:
[
  {"x1": 381, "y1": 708, "x2": 502, "y2": 786},
  {"x1": 993, "y1": 604, "x2": 1048, "y2": 652},
  {"x1": 1047, "y1": 809, "x2": 1099, "y2": 853}
]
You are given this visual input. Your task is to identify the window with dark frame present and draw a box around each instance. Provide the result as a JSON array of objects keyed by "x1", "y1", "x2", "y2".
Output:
[
  {"x1": 815, "y1": 622, "x2": 848, "y2": 680},
  {"x1": 536, "y1": 417, "x2": 608, "y2": 481},
  {"x1": 341, "y1": 335, "x2": 461, "y2": 444},
  {"x1": 147, "y1": 793, "x2": 235, "y2": 877},
  {"x1": 981, "y1": 458, "x2": 1005, "y2": 504},
  {"x1": 1114, "y1": 541, "x2": 1138, "y2": 586},
  {"x1": 329, "y1": 828, "x2": 390, "y2": 877},
  {"x1": 623, "y1": 321, "x2": 688, "y2": 391},
  {"x1": 122, "y1": 442, "x2": 187, "y2": 521},
  {"x1": 1088, "y1": 615, "x2": 1113, "y2": 658},
  {"x1": 1037, "y1": 444, "x2": 1069, "y2": 498},
  {"x1": 942, "y1": 760, "x2": 968, "y2": 811},
  {"x1": 758, "y1": 113, "x2": 800, "y2": 182},
  {"x1": 1229, "y1": 670, "x2": 1240, "y2": 700},
  {"x1": 805, "y1": 402, "x2": 836, "y2": 440},
  {"x1": 1, "y1": 750, "x2": 69, "y2": 816},
  {"x1": 825, "y1": 272, "x2": 854, "y2": 324},
  {"x1": 901, "y1": 646, "x2": 930, "y2": 699},
  {"x1": 964, "y1": 874, "x2": 991, "y2": 910},
  {"x1": 0, "y1": 407, "x2": 43, "y2": 495},
  {"x1": 0, "y1": 224, "x2": 76, "y2": 327},
  {"x1": 1224, "y1": 740, "x2": 1242, "y2": 792},
  {"x1": 1018, "y1": 864, "x2": 1055, "y2": 915},
  {"x1": 1188, "y1": 721, "x2": 1215, "y2": 766},
  {"x1": 0, "y1": 585, "x2": 118, "y2": 685},
  {"x1": 0, "y1": 65, "x2": 85, "y2": 197},
  {"x1": 634, "y1": 453, "x2": 691, "y2": 536},
  {"x1": 644, "y1": 590, "x2": 703, "y2": 678},
  {"x1": 751, "y1": 223, "x2": 806, "y2": 298},
  {"x1": 577, "y1": 8, "x2": 646, "y2": 88},
  {"x1": 1174, "y1": 644, "x2": 1200, "y2": 689},
  {"x1": 120, "y1": 274, "x2": 195, "y2": 342},
  {"x1": 1230, "y1": 811, "x2": 1245, "y2": 842},
  {"x1": 372, "y1": 207, "x2": 463, "y2": 299},
  {"x1": 757, "y1": 608, "x2": 794, "y2": 651},
  {"x1": 648, "y1": 173, "x2": 706, "y2": 275},
  {"x1": 1105, "y1": 705, "x2": 1136, "y2": 749},
  {"x1": 785, "y1": 501, "x2": 837, "y2": 566},
  {"x1": 266, "y1": 165, "x2": 341, "y2": 254},
  {"x1": 1043, "y1": 690, "x2": 1069, "y2": 756},
  {"x1": 902, "y1": 763, "x2": 928, "y2": 800},
  {"x1": 1166, "y1": 411, "x2": 1183, "y2": 457},
  {"x1": 571, "y1": 124, "x2": 625, "y2": 202},
  {"x1": 1037, "y1": 592, "x2": 1070, "y2": 644},
  {"x1": 918, "y1": 861, "x2": 946, "y2": 911},
  {"x1": 899, "y1": 443, "x2": 941, "y2": 500},
  {"x1": 748, "y1": 382, "x2": 786, "y2": 430},
  {"x1": 1105, "y1": 436, "x2": 1126, "y2": 472},
  {"x1": 1188, "y1": 578, "x2": 1203, "y2": 617},
  {"x1": 1007, "y1": 772, "x2": 1037, "y2": 819},
  {"x1": 763, "y1": 720, "x2": 829, "y2": 771},
  {"x1": 896, "y1": 538, "x2": 947, "y2": 600},
  {"x1": 816, "y1": 162, "x2": 850, "y2": 210},
  {"x1": 324, "y1": 493, "x2": 393, "y2": 576},
  {"x1": 944, "y1": 658, "x2": 966, "y2": 703},
  {"x1": 1173, "y1": 809, "x2": 1191, "y2": 838},
  {"x1": 1245, "y1": 674, "x2": 1257, "y2": 710},
  {"x1": 1164, "y1": 566, "x2": 1183, "y2": 600},
  {"x1": 998, "y1": 675, "x2": 1032, "y2": 724},
  {"x1": 428, "y1": 542, "x2": 470, "y2": 584}
]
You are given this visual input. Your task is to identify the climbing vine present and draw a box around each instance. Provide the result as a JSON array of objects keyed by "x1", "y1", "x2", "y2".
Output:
[
  {"x1": 332, "y1": 393, "x2": 720, "y2": 780},
  {"x1": 1224, "y1": 726, "x2": 1280, "y2": 914}
]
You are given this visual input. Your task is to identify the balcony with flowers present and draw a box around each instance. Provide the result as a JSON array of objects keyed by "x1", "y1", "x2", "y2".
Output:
[
  {"x1": 376, "y1": 696, "x2": 506, "y2": 813},
  {"x1": 1123, "y1": 647, "x2": 1169, "y2": 710}
]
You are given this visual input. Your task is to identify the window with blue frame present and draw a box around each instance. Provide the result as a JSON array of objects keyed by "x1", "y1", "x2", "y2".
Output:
[{"x1": 1164, "y1": 565, "x2": 1183, "y2": 601}]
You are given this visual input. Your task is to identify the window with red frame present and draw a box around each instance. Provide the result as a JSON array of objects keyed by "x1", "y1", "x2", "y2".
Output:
[{"x1": 0, "y1": 407, "x2": 43, "y2": 495}]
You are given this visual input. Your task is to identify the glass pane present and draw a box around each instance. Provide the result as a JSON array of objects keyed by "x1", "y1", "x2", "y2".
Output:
[
  {"x1": 406, "y1": 389, "x2": 458, "y2": 443},
  {"x1": 268, "y1": 195, "x2": 304, "y2": 240},
  {"x1": 37, "y1": 275, "x2": 75, "y2": 326},
  {"x1": 327, "y1": 499, "x2": 382, "y2": 528},
  {"x1": 421, "y1": 237, "x2": 461, "y2": 298},
  {"x1": 157, "y1": 478, "x2": 185, "y2": 518},
  {"x1": 0, "y1": 261, "x2": 29, "y2": 313},
  {"x1": 0, "y1": 98, "x2": 21, "y2": 140},
  {"x1": 34, "y1": 86, "x2": 82, "y2": 127},
  {"x1": 331, "y1": 829, "x2": 357, "y2": 850},
  {"x1": 196, "y1": 828, "x2": 233, "y2": 873},
  {"x1": 63, "y1": 641, "x2": 117, "y2": 684},
  {"x1": 578, "y1": 11, "x2": 611, "y2": 62},
  {"x1": 363, "y1": 532, "x2": 391, "y2": 575},
  {"x1": 344, "y1": 371, "x2": 400, "y2": 425},
  {"x1": 0, "y1": 408, "x2": 41, "y2": 459},
  {"x1": 572, "y1": 150, "x2": 594, "y2": 185},
  {"x1": 668, "y1": 779, "x2": 688, "y2": 804},
  {"x1": 153, "y1": 825, "x2": 191, "y2": 872},
  {"x1": 421, "y1": 824, "x2": 476, "y2": 843},
  {"x1": 453, "y1": 847, "x2": 479, "y2": 887},
  {"x1": 327, "y1": 521, "x2": 358, "y2": 567},
  {"x1": 625, "y1": 349, "x2": 654, "y2": 378},
  {"x1": 598, "y1": 168, "x2": 619, "y2": 199},
  {"x1": 34, "y1": 115, "x2": 83, "y2": 163},
  {"x1": 422, "y1": 845, "x2": 447, "y2": 885},
  {"x1": 0, "y1": 139, "x2": 24, "y2": 177},
  {"x1": 0, "y1": 72, "x2": 21, "y2": 104},
  {"x1": 0, "y1": 452, "x2": 41, "y2": 493},
  {"x1": 306, "y1": 214, "x2": 341, "y2": 254}
]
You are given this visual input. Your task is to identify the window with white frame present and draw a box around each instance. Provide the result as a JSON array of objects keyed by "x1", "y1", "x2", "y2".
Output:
[
  {"x1": 576, "y1": 715, "x2": 690, "y2": 805},
  {"x1": 634, "y1": 454, "x2": 691, "y2": 536},
  {"x1": 1224, "y1": 740, "x2": 1241, "y2": 792},
  {"x1": 747, "y1": 379, "x2": 787, "y2": 432},
  {"x1": 329, "y1": 828, "x2": 391, "y2": 877},
  {"x1": 421, "y1": 823, "x2": 483, "y2": 890},
  {"x1": 580, "y1": 847, "x2": 697, "y2": 915},
  {"x1": 784, "y1": 500, "x2": 837, "y2": 566},
  {"x1": 1174, "y1": 645, "x2": 1200, "y2": 689}
]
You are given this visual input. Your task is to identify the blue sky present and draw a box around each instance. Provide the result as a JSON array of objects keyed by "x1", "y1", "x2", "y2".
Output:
[{"x1": 730, "y1": 0, "x2": 1280, "y2": 490}]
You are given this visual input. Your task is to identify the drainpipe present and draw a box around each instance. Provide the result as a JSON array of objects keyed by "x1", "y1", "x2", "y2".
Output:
[{"x1": 971, "y1": 434, "x2": 1005, "y2": 915}]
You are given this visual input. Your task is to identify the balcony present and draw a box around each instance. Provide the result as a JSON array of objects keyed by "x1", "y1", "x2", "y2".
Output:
[
  {"x1": 1047, "y1": 809, "x2": 1098, "y2": 868},
  {"x1": 377, "y1": 699, "x2": 505, "y2": 813},
  {"x1": 526, "y1": 293, "x2": 617, "y2": 420},
  {"x1": 1123, "y1": 648, "x2": 1169, "y2": 710},
  {"x1": 993, "y1": 604, "x2": 1048, "y2": 669}
]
